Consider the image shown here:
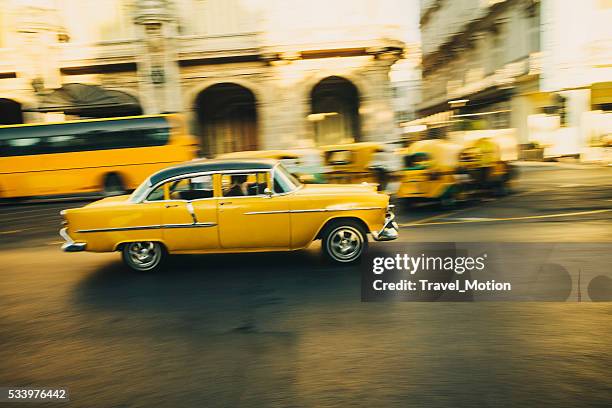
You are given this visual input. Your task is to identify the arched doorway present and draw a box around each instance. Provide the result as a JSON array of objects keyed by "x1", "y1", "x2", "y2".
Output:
[
  {"x1": 0, "y1": 98, "x2": 24, "y2": 125},
  {"x1": 195, "y1": 83, "x2": 258, "y2": 157},
  {"x1": 310, "y1": 76, "x2": 360, "y2": 145}
]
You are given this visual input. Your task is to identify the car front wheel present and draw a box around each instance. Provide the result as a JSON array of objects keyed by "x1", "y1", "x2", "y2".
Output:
[
  {"x1": 321, "y1": 220, "x2": 368, "y2": 264},
  {"x1": 122, "y1": 241, "x2": 166, "y2": 272}
]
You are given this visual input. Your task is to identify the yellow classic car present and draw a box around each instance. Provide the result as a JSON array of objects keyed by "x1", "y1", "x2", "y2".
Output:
[
  {"x1": 60, "y1": 159, "x2": 398, "y2": 271},
  {"x1": 321, "y1": 142, "x2": 400, "y2": 190},
  {"x1": 395, "y1": 139, "x2": 466, "y2": 207},
  {"x1": 457, "y1": 137, "x2": 517, "y2": 195}
]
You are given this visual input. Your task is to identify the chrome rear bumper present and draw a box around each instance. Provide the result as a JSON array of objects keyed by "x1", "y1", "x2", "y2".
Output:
[
  {"x1": 372, "y1": 208, "x2": 399, "y2": 241},
  {"x1": 59, "y1": 227, "x2": 87, "y2": 252}
]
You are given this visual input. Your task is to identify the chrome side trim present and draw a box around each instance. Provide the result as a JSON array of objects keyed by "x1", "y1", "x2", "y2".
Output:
[
  {"x1": 163, "y1": 222, "x2": 217, "y2": 229},
  {"x1": 244, "y1": 206, "x2": 384, "y2": 215},
  {"x1": 76, "y1": 222, "x2": 217, "y2": 233},
  {"x1": 289, "y1": 209, "x2": 330, "y2": 214},
  {"x1": 77, "y1": 225, "x2": 162, "y2": 233},
  {"x1": 293, "y1": 206, "x2": 383, "y2": 213},
  {"x1": 244, "y1": 210, "x2": 291, "y2": 215}
]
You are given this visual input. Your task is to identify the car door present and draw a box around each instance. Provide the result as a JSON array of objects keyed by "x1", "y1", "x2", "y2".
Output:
[
  {"x1": 147, "y1": 174, "x2": 219, "y2": 252},
  {"x1": 216, "y1": 171, "x2": 291, "y2": 249}
]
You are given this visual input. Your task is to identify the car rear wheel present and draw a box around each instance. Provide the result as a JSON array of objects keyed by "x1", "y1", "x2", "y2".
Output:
[
  {"x1": 103, "y1": 173, "x2": 126, "y2": 196},
  {"x1": 321, "y1": 220, "x2": 368, "y2": 264},
  {"x1": 122, "y1": 241, "x2": 166, "y2": 272}
]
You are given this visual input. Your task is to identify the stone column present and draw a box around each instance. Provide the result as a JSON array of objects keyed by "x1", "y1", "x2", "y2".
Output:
[
  {"x1": 255, "y1": 65, "x2": 280, "y2": 150},
  {"x1": 560, "y1": 88, "x2": 591, "y2": 155},
  {"x1": 510, "y1": 93, "x2": 533, "y2": 145},
  {"x1": 133, "y1": 0, "x2": 181, "y2": 114},
  {"x1": 360, "y1": 51, "x2": 401, "y2": 143},
  {"x1": 259, "y1": 55, "x2": 313, "y2": 150}
]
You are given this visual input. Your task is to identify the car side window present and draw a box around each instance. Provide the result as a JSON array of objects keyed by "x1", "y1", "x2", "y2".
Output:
[
  {"x1": 146, "y1": 175, "x2": 214, "y2": 201},
  {"x1": 221, "y1": 172, "x2": 268, "y2": 197},
  {"x1": 326, "y1": 150, "x2": 353, "y2": 165},
  {"x1": 168, "y1": 175, "x2": 214, "y2": 200}
]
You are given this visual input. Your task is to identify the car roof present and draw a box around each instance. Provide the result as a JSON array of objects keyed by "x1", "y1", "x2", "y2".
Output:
[{"x1": 150, "y1": 158, "x2": 276, "y2": 185}]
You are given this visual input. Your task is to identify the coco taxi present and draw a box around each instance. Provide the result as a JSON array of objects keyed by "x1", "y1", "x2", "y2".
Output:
[{"x1": 60, "y1": 159, "x2": 398, "y2": 272}]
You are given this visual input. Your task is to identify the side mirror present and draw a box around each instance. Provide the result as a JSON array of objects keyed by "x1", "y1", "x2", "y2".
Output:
[{"x1": 263, "y1": 187, "x2": 273, "y2": 198}]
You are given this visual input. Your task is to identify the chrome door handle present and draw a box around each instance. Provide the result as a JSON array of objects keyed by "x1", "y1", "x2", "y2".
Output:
[
  {"x1": 219, "y1": 201, "x2": 232, "y2": 205},
  {"x1": 165, "y1": 204, "x2": 179, "y2": 208}
]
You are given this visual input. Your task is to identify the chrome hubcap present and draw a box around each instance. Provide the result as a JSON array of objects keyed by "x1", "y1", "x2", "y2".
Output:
[
  {"x1": 127, "y1": 242, "x2": 160, "y2": 269},
  {"x1": 328, "y1": 227, "x2": 363, "y2": 261}
]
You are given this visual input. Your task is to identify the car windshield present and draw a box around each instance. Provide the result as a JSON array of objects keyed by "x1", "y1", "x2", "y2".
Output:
[
  {"x1": 273, "y1": 163, "x2": 301, "y2": 193},
  {"x1": 130, "y1": 177, "x2": 152, "y2": 202}
]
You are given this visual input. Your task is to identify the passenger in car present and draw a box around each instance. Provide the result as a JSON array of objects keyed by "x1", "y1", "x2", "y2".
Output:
[
  {"x1": 246, "y1": 182, "x2": 267, "y2": 196},
  {"x1": 224, "y1": 174, "x2": 249, "y2": 196}
]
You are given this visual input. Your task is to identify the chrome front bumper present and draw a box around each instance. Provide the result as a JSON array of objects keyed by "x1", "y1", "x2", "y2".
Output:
[
  {"x1": 372, "y1": 207, "x2": 399, "y2": 241},
  {"x1": 59, "y1": 227, "x2": 87, "y2": 252}
]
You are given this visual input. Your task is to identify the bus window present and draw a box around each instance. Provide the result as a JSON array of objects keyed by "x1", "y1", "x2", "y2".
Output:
[{"x1": 0, "y1": 118, "x2": 171, "y2": 156}]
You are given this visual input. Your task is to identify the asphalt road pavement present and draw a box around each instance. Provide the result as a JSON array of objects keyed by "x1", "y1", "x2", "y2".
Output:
[{"x1": 0, "y1": 163, "x2": 611, "y2": 407}]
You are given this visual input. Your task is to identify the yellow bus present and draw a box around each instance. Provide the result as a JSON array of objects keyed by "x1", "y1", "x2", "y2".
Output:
[{"x1": 0, "y1": 114, "x2": 198, "y2": 199}]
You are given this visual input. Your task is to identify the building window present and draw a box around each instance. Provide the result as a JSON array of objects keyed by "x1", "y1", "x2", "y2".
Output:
[
  {"x1": 485, "y1": 23, "x2": 505, "y2": 75},
  {"x1": 528, "y1": 3, "x2": 541, "y2": 53}
]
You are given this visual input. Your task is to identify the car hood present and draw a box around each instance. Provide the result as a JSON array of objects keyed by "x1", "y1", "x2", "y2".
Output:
[{"x1": 295, "y1": 183, "x2": 378, "y2": 195}]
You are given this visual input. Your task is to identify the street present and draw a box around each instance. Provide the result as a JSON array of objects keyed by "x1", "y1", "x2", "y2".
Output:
[{"x1": 1, "y1": 163, "x2": 611, "y2": 407}]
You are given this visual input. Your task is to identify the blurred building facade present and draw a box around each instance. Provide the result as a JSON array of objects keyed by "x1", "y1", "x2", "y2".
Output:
[
  {"x1": 0, "y1": 0, "x2": 412, "y2": 156},
  {"x1": 389, "y1": 44, "x2": 422, "y2": 130},
  {"x1": 417, "y1": 0, "x2": 612, "y2": 158}
]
